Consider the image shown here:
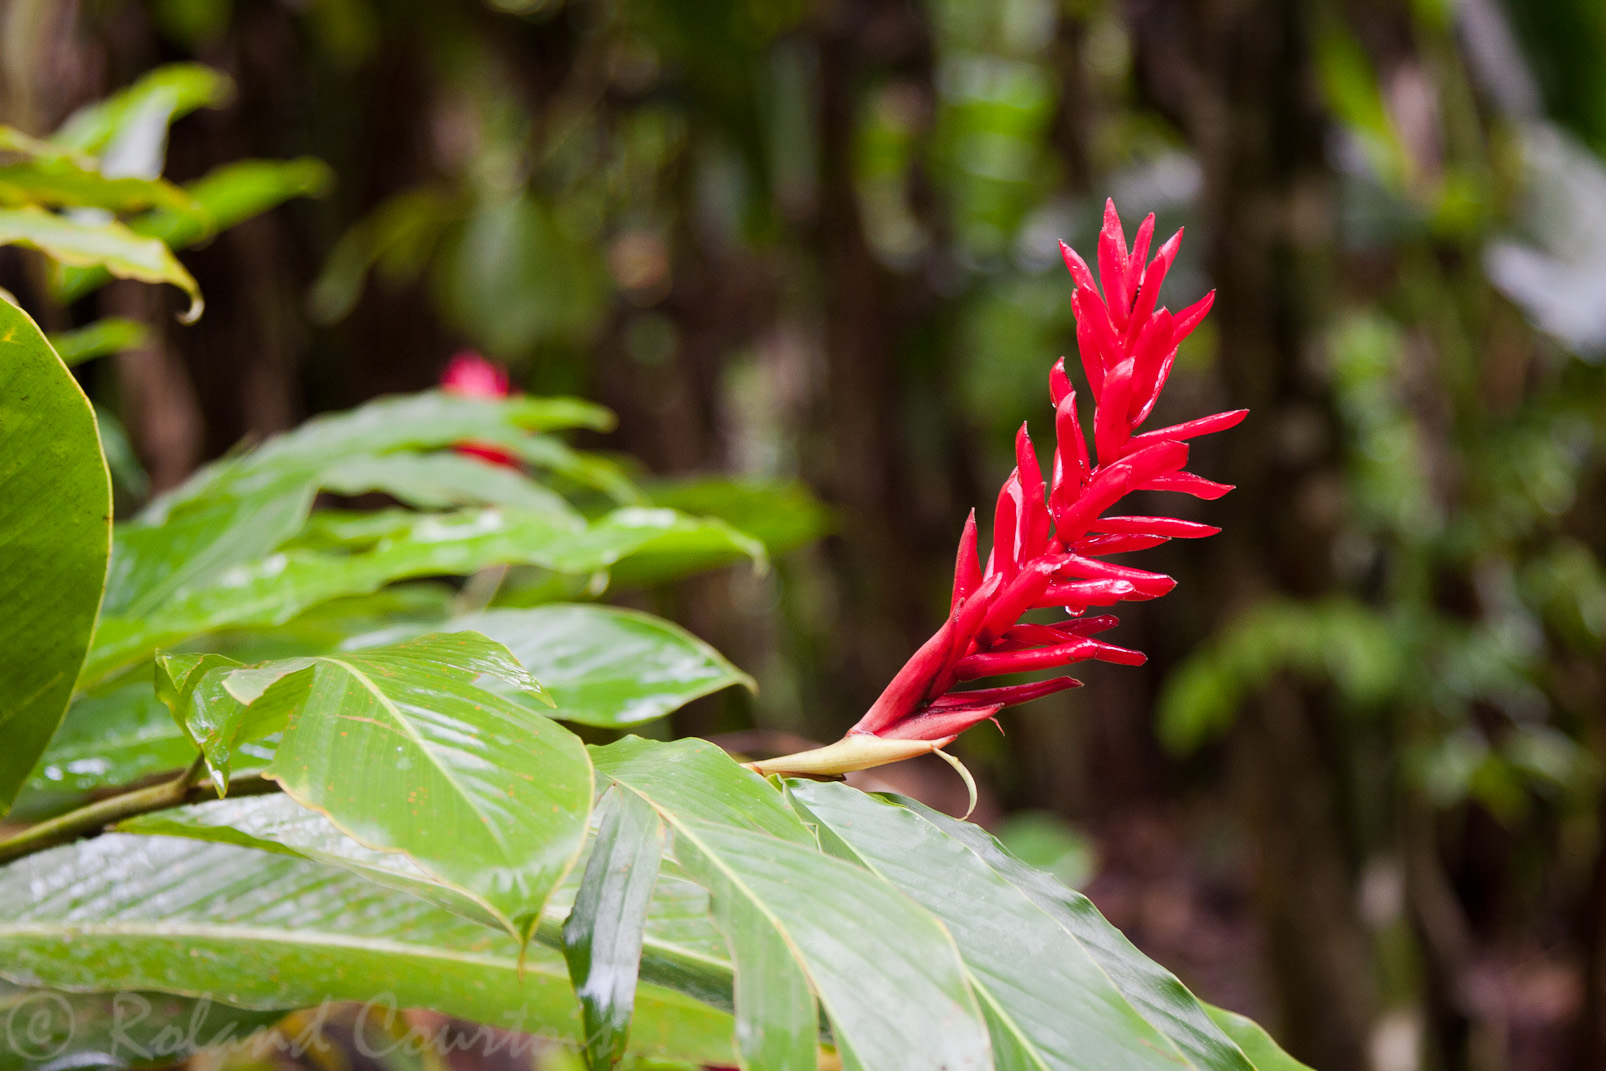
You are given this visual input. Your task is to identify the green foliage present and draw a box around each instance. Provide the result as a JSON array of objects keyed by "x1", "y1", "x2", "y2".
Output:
[
  {"x1": 1158, "y1": 598, "x2": 1406, "y2": 754},
  {"x1": 0, "y1": 836, "x2": 737, "y2": 1064},
  {"x1": 255, "y1": 633, "x2": 586, "y2": 943},
  {"x1": 0, "y1": 206, "x2": 202, "y2": 319},
  {"x1": 0, "y1": 319, "x2": 1308, "y2": 1070},
  {"x1": 0, "y1": 304, "x2": 110, "y2": 816},
  {"x1": 792, "y1": 783, "x2": 1261, "y2": 1071},
  {"x1": 0, "y1": 44, "x2": 1312, "y2": 1053},
  {"x1": 453, "y1": 606, "x2": 755, "y2": 727},
  {"x1": 46, "y1": 316, "x2": 147, "y2": 366},
  {"x1": 562, "y1": 786, "x2": 667, "y2": 1069},
  {"x1": 0, "y1": 59, "x2": 327, "y2": 354}
]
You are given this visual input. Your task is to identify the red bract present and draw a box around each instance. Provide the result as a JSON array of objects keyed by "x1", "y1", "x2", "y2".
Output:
[
  {"x1": 440, "y1": 351, "x2": 520, "y2": 467},
  {"x1": 843, "y1": 200, "x2": 1244, "y2": 748}
]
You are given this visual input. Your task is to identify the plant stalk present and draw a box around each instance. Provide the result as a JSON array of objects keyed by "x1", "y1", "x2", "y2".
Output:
[{"x1": 0, "y1": 764, "x2": 280, "y2": 865}]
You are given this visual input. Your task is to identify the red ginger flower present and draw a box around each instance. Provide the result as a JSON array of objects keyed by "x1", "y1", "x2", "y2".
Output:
[
  {"x1": 749, "y1": 201, "x2": 1244, "y2": 778},
  {"x1": 441, "y1": 351, "x2": 520, "y2": 467}
]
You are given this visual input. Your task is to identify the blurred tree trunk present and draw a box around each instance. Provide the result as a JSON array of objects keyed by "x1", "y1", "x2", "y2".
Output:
[{"x1": 807, "y1": 0, "x2": 947, "y2": 726}]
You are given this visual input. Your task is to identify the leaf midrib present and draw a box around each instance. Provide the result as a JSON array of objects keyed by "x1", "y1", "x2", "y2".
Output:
[
  {"x1": 0, "y1": 921, "x2": 538, "y2": 971},
  {"x1": 826, "y1": 803, "x2": 1203, "y2": 1071},
  {"x1": 318, "y1": 656, "x2": 514, "y2": 858}
]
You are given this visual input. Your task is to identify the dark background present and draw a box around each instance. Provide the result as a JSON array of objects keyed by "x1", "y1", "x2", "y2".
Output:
[{"x1": 8, "y1": 1, "x2": 1606, "y2": 1068}]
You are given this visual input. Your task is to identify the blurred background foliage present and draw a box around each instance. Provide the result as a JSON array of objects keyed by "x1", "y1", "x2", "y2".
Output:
[{"x1": 5, "y1": 0, "x2": 1606, "y2": 1068}]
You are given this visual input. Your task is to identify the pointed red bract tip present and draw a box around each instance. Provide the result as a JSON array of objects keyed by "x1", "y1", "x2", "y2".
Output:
[
  {"x1": 1059, "y1": 241, "x2": 1098, "y2": 293},
  {"x1": 1049, "y1": 357, "x2": 1073, "y2": 406}
]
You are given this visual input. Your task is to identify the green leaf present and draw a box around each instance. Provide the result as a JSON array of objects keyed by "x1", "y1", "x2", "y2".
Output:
[
  {"x1": 592, "y1": 737, "x2": 812, "y2": 843},
  {"x1": 106, "y1": 472, "x2": 317, "y2": 619},
  {"x1": 677, "y1": 823, "x2": 819, "y2": 1071},
  {"x1": 155, "y1": 652, "x2": 249, "y2": 789},
  {"x1": 253, "y1": 633, "x2": 586, "y2": 941},
  {"x1": 562, "y1": 786, "x2": 666, "y2": 1070},
  {"x1": 679, "y1": 820, "x2": 990, "y2": 1070},
  {"x1": 0, "y1": 206, "x2": 202, "y2": 319},
  {"x1": 644, "y1": 476, "x2": 831, "y2": 555},
  {"x1": 541, "y1": 507, "x2": 766, "y2": 575},
  {"x1": 51, "y1": 63, "x2": 233, "y2": 157},
  {"x1": 1204, "y1": 1006, "x2": 1314, "y2": 1071},
  {"x1": 0, "y1": 301, "x2": 111, "y2": 815},
  {"x1": 155, "y1": 158, "x2": 332, "y2": 240},
  {"x1": 790, "y1": 783, "x2": 1259, "y2": 1071},
  {"x1": 87, "y1": 507, "x2": 756, "y2": 684},
  {"x1": 22, "y1": 684, "x2": 197, "y2": 799},
  {"x1": 0, "y1": 125, "x2": 82, "y2": 161},
  {"x1": 117, "y1": 791, "x2": 738, "y2": 1011},
  {"x1": 118, "y1": 793, "x2": 505, "y2": 930},
  {"x1": 0, "y1": 161, "x2": 196, "y2": 213},
  {"x1": 516, "y1": 435, "x2": 641, "y2": 503},
  {"x1": 230, "y1": 391, "x2": 611, "y2": 479},
  {"x1": 454, "y1": 606, "x2": 754, "y2": 727},
  {"x1": 592, "y1": 738, "x2": 993, "y2": 1070},
  {"x1": 0, "y1": 835, "x2": 736, "y2": 1064},
  {"x1": 321, "y1": 450, "x2": 580, "y2": 519},
  {"x1": 53, "y1": 158, "x2": 334, "y2": 302},
  {"x1": 309, "y1": 186, "x2": 463, "y2": 324},
  {"x1": 86, "y1": 508, "x2": 573, "y2": 682},
  {"x1": 46, "y1": 316, "x2": 148, "y2": 366},
  {"x1": 98, "y1": 391, "x2": 599, "y2": 641}
]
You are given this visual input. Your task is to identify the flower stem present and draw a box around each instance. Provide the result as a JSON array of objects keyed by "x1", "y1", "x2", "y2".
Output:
[{"x1": 0, "y1": 764, "x2": 281, "y2": 865}]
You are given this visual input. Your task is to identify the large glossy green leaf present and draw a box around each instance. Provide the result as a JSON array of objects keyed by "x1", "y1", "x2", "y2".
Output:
[
  {"x1": 0, "y1": 835, "x2": 735, "y2": 1064},
  {"x1": 86, "y1": 507, "x2": 758, "y2": 684},
  {"x1": 119, "y1": 793, "x2": 504, "y2": 930},
  {"x1": 135, "y1": 392, "x2": 600, "y2": 529},
  {"x1": 591, "y1": 737, "x2": 811, "y2": 842},
  {"x1": 117, "y1": 791, "x2": 737, "y2": 1010},
  {"x1": 562, "y1": 786, "x2": 666, "y2": 1069},
  {"x1": 105, "y1": 472, "x2": 317, "y2": 619},
  {"x1": 249, "y1": 633, "x2": 589, "y2": 941},
  {"x1": 321, "y1": 451, "x2": 579, "y2": 518},
  {"x1": 232, "y1": 392, "x2": 611, "y2": 481},
  {"x1": 615, "y1": 476, "x2": 829, "y2": 587},
  {"x1": 677, "y1": 823, "x2": 818, "y2": 1071},
  {"x1": 592, "y1": 738, "x2": 993, "y2": 1071},
  {"x1": 791, "y1": 783, "x2": 1260, "y2": 1071},
  {"x1": 96, "y1": 392, "x2": 598, "y2": 652},
  {"x1": 543, "y1": 507, "x2": 765, "y2": 575},
  {"x1": 453, "y1": 606, "x2": 753, "y2": 726},
  {"x1": 85, "y1": 508, "x2": 577, "y2": 682},
  {"x1": 644, "y1": 477, "x2": 831, "y2": 556},
  {"x1": 0, "y1": 207, "x2": 202, "y2": 318},
  {"x1": 1204, "y1": 1006, "x2": 1314, "y2": 1071},
  {"x1": 0, "y1": 302, "x2": 110, "y2": 815},
  {"x1": 22, "y1": 684, "x2": 196, "y2": 799}
]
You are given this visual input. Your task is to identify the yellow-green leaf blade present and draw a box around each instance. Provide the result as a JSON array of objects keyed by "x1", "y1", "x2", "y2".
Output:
[{"x1": 0, "y1": 301, "x2": 111, "y2": 815}]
